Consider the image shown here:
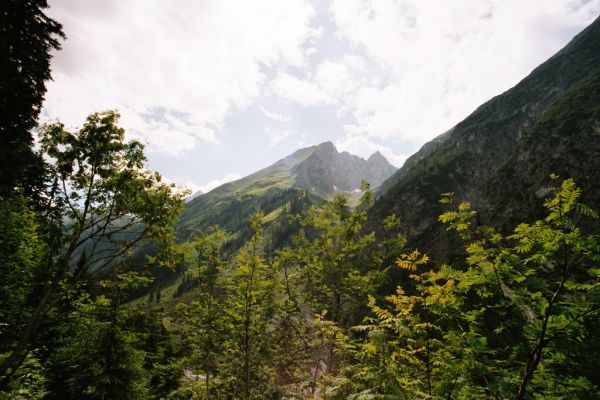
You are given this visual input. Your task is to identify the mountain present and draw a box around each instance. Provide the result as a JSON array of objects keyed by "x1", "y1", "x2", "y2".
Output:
[
  {"x1": 178, "y1": 142, "x2": 396, "y2": 248},
  {"x1": 291, "y1": 142, "x2": 396, "y2": 199},
  {"x1": 376, "y1": 129, "x2": 452, "y2": 197},
  {"x1": 185, "y1": 190, "x2": 203, "y2": 202},
  {"x1": 371, "y1": 16, "x2": 600, "y2": 260}
]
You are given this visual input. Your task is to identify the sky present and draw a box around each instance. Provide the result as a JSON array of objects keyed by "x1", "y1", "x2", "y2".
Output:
[{"x1": 43, "y1": 0, "x2": 600, "y2": 194}]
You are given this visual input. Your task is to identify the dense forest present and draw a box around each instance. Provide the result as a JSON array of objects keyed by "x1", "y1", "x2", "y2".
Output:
[{"x1": 1, "y1": 2, "x2": 599, "y2": 399}]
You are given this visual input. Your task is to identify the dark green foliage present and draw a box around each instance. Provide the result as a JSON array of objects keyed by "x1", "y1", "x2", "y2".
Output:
[
  {"x1": 0, "y1": 196, "x2": 47, "y2": 346},
  {"x1": 331, "y1": 179, "x2": 600, "y2": 399},
  {"x1": 130, "y1": 304, "x2": 181, "y2": 398},
  {"x1": 44, "y1": 284, "x2": 151, "y2": 400},
  {"x1": 1, "y1": 4, "x2": 599, "y2": 398},
  {"x1": 486, "y1": 65, "x2": 600, "y2": 228},
  {"x1": 224, "y1": 212, "x2": 279, "y2": 398},
  {"x1": 0, "y1": 352, "x2": 48, "y2": 400},
  {"x1": 175, "y1": 227, "x2": 229, "y2": 399},
  {"x1": 179, "y1": 187, "x2": 321, "y2": 254},
  {"x1": 0, "y1": 0, "x2": 64, "y2": 195},
  {"x1": 266, "y1": 187, "x2": 406, "y2": 396},
  {"x1": 0, "y1": 111, "x2": 185, "y2": 393}
]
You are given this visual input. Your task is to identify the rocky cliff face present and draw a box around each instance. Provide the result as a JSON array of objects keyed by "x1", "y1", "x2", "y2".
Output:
[
  {"x1": 370, "y1": 16, "x2": 600, "y2": 260},
  {"x1": 292, "y1": 142, "x2": 397, "y2": 199}
]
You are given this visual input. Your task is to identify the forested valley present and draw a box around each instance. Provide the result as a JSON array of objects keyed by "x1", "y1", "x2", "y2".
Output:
[{"x1": 1, "y1": 2, "x2": 599, "y2": 399}]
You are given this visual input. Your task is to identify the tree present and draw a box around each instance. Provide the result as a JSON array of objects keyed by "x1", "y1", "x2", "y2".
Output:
[
  {"x1": 176, "y1": 227, "x2": 227, "y2": 400},
  {"x1": 225, "y1": 211, "x2": 279, "y2": 399},
  {"x1": 0, "y1": 110, "x2": 186, "y2": 386},
  {"x1": 0, "y1": 0, "x2": 64, "y2": 195},
  {"x1": 332, "y1": 178, "x2": 599, "y2": 399},
  {"x1": 439, "y1": 178, "x2": 600, "y2": 398},
  {"x1": 291, "y1": 188, "x2": 390, "y2": 376},
  {"x1": 0, "y1": 196, "x2": 48, "y2": 347},
  {"x1": 341, "y1": 251, "x2": 493, "y2": 399},
  {"x1": 45, "y1": 273, "x2": 152, "y2": 400}
]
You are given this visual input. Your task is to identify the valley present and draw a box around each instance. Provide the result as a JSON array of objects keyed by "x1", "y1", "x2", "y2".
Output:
[{"x1": 1, "y1": 3, "x2": 599, "y2": 399}]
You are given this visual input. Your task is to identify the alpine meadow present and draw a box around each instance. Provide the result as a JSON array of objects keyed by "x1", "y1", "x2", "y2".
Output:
[{"x1": 2, "y1": 1, "x2": 600, "y2": 399}]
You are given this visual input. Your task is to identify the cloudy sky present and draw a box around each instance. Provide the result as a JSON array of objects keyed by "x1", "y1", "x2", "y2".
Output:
[{"x1": 43, "y1": 0, "x2": 600, "y2": 194}]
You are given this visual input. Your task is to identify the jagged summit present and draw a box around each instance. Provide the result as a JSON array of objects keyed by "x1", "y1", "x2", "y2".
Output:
[
  {"x1": 315, "y1": 141, "x2": 336, "y2": 151},
  {"x1": 368, "y1": 151, "x2": 385, "y2": 161},
  {"x1": 367, "y1": 151, "x2": 392, "y2": 169}
]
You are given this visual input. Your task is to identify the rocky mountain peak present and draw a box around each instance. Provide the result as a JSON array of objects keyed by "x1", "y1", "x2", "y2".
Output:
[
  {"x1": 315, "y1": 141, "x2": 336, "y2": 152},
  {"x1": 367, "y1": 151, "x2": 388, "y2": 164},
  {"x1": 179, "y1": 141, "x2": 397, "y2": 243},
  {"x1": 291, "y1": 142, "x2": 396, "y2": 199}
]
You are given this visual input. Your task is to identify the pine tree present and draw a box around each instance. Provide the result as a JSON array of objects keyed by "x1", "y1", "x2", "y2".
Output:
[{"x1": 0, "y1": 0, "x2": 64, "y2": 195}]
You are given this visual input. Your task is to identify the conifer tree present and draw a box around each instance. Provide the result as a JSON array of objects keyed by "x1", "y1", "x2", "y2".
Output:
[
  {"x1": 225, "y1": 211, "x2": 279, "y2": 399},
  {"x1": 176, "y1": 227, "x2": 227, "y2": 399},
  {"x1": 292, "y1": 187, "x2": 388, "y2": 375},
  {"x1": 0, "y1": 0, "x2": 64, "y2": 195}
]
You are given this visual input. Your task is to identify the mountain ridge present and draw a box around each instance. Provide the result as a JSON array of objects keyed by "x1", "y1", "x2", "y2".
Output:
[
  {"x1": 370, "y1": 15, "x2": 600, "y2": 260},
  {"x1": 188, "y1": 142, "x2": 395, "y2": 200},
  {"x1": 178, "y1": 142, "x2": 396, "y2": 246}
]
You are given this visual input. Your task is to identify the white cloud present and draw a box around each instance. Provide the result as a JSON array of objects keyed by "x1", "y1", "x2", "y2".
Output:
[
  {"x1": 260, "y1": 107, "x2": 291, "y2": 123},
  {"x1": 41, "y1": 0, "x2": 600, "y2": 186},
  {"x1": 314, "y1": 59, "x2": 361, "y2": 106},
  {"x1": 268, "y1": 0, "x2": 600, "y2": 146},
  {"x1": 44, "y1": 0, "x2": 319, "y2": 155},
  {"x1": 270, "y1": 72, "x2": 333, "y2": 106},
  {"x1": 324, "y1": 0, "x2": 600, "y2": 143},
  {"x1": 265, "y1": 127, "x2": 294, "y2": 146},
  {"x1": 196, "y1": 172, "x2": 242, "y2": 194}
]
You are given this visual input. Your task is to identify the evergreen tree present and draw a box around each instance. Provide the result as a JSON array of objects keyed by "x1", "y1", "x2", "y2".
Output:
[
  {"x1": 291, "y1": 188, "x2": 387, "y2": 376},
  {"x1": 176, "y1": 227, "x2": 227, "y2": 399},
  {"x1": 225, "y1": 211, "x2": 279, "y2": 399},
  {"x1": 0, "y1": 0, "x2": 64, "y2": 195},
  {"x1": 45, "y1": 271, "x2": 153, "y2": 399}
]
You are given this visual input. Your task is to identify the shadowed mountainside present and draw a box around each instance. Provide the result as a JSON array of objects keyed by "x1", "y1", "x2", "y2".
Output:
[{"x1": 371, "y1": 16, "x2": 600, "y2": 260}]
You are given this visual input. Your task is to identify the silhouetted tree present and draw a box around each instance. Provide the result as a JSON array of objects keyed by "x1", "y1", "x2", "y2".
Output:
[{"x1": 0, "y1": 0, "x2": 64, "y2": 195}]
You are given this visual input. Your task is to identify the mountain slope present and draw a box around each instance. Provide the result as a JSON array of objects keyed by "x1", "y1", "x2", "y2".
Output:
[
  {"x1": 371, "y1": 16, "x2": 600, "y2": 259},
  {"x1": 485, "y1": 65, "x2": 600, "y2": 226},
  {"x1": 178, "y1": 142, "x2": 396, "y2": 246},
  {"x1": 376, "y1": 129, "x2": 452, "y2": 197}
]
